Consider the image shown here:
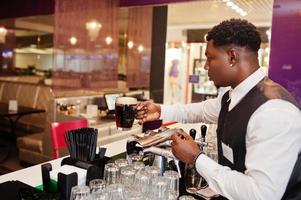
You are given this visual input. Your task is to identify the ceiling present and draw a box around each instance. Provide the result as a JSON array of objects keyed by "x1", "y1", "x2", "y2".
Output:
[
  {"x1": 168, "y1": 0, "x2": 273, "y2": 28},
  {"x1": 8, "y1": 0, "x2": 274, "y2": 35}
]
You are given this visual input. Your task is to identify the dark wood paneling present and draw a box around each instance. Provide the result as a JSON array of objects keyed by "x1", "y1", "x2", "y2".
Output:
[
  {"x1": 0, "y1": 0, "x2": 54, "y2": 19},
  {"x1": 150, "y1": 6, "x2": 168, "y2": 103}
]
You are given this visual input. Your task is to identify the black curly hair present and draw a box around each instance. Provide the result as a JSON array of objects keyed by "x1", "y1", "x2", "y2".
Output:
[{"x1": 206, "y1": 18, "x2": 261, "y2": 53}]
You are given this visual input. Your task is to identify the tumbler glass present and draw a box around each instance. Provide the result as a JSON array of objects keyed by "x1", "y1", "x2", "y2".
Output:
[
  {"x1": 120, "y1": 166, "x2": 136, "y2": 187},
  {"x1": 124, "y1": 187, "x2": 143, "y2": 200},
  {"x1": 131, "y1": 161, "x2": 145, "y2": 172},
  {"x1": 127, "y1": 151, "x2": 144, "y2": 164},
  {"x1": 184, "y1": 164, "x2": 202, "y2": 193},
  {"x1": 114, "y1": 158, "x2": 129, "y2": 169},
  {"x1": 106, "y1": 183, "x2": 126, "y2": 200},
  {"x1": 91, "y1": 189, "x2": 108, "y2": 200},
  {"x1": 145, "y1": 166, "x2": 160, "y2": 184},
  {"x1": 151, "y1": 176, "x2": 169, "y2": 200},
  {"x1": 164, "y1": 170, "x2": 180, "y2": 198},
  {"x1": 70, "y1": 185, "x2": 91, "y2": 200},
  {"x1": 104, "y1": 163, "x2": 119, "y2": 185},
  {"x1": 135, "y1": 169, "x2": 151, "y2": 196},
  {"x1": 89, "y1": 179, "x2": 106, "y2": 193}
]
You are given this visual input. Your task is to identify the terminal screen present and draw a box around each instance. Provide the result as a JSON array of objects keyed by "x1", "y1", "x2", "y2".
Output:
[{"x1": 105, "y1": 94, "x2": 121, "y2": 111}]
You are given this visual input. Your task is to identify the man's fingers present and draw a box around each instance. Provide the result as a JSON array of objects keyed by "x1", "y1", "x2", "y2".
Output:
[
  {"x1": 171, "y1": 132, "x2": 184, "y2": 144},
  {"x1": 136, "y1": 110, "x2": 145, "y2": 117},
  {"x1": 135, "y1": 102, "x2": 146, "y2": 111}
]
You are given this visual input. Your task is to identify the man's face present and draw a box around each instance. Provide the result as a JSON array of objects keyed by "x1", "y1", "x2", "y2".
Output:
[{"x1": 204, "y1": 40, "x2": 234, "y2": 87}]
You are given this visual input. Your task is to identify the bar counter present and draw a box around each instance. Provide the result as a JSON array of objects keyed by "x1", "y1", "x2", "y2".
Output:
[{"x1": 0, "y1": 122, "x2": 215, "y2": 199}]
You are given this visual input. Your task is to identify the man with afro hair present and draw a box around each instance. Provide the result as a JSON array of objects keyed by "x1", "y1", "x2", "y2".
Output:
[{"x1": 136, "y1": 19, "x2": 301, "y2": 199}]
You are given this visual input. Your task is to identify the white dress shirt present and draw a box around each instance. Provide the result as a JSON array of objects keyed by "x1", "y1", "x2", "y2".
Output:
[{"x1": 161, "y1": 67, "x2": 301, "y2": 200}]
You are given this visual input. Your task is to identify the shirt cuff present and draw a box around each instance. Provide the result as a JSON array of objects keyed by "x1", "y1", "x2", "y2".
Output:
[{"x1": 160, "y1": 104, "x2": 175, "y2": 121}]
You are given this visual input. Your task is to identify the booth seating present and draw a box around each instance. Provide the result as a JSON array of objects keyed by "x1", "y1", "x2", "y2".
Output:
[
  {"x1": 0, "y1": 81, "x2": 53, "y2": 130},
  {"x1": 0, "y1": 80, "x2": 54, "y2": 164},
  {"x1": 0, "y1": 79, "x2": 145, "y2": 165}
]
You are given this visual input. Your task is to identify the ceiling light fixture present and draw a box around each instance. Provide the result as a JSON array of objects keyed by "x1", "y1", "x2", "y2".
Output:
[
  {"x1": 138, "y1": 45, "x2": 144, "y2": 53},
  {"x1": 226, "y1": 1, "x2": 234, "y2": 7},
  {"x1": 127, "y1": 41, "x2": 134, "y2": 49},
  {"x1": 222, "y1": 0, "x2": 247, "y2": 16},
  {"x1": 241, "y1": 11, "x2": 247, "y2": 16},
  {"x1": 69, "y1": 36, "x2": 77, "y2": 45},
  {"x1": 86, "y1": 20, "x2": 102, "y2": 42},
  {"x1": 105, "y1": 36, "x2": 113, "y2": 45},
  {"x1": 231, "y1": 5, "x2": 239, "y2": 10}
]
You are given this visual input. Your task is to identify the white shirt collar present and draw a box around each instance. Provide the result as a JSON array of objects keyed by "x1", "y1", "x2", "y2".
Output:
[{"x1": 228, "y1": 67, "x2": 267, "y2": 110}]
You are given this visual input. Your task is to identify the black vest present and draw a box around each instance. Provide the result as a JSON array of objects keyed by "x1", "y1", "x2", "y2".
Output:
[{"x1": 216, "y1": 77, "x2": 300, "y2": 200}]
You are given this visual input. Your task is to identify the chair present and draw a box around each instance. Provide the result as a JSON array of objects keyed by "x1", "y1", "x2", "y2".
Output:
[{"x1": 50, "y1": 119, "x2": 88, "y2": 159}]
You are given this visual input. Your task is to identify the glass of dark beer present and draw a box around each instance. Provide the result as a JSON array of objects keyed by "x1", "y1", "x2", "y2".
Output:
[{"x1": 115, "y1": 97, "x2": 137, "y2": 130}]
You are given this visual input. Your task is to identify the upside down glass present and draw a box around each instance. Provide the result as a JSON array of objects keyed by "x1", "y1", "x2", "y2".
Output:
[
  {"x1": 104, "y1": 163, "x2": 119, "y2": 185},
  {"x1": 164, "y1": 170, "x2": 180, "y2": 198},
  {"x1": 106, "y1": 183, "x2": 126, "y2": 200},
  {"x1": 114, "y1": 158, "x2": 129, "y2": 169},
  {"x1": 151, "y1": 176, "x2": 169, "y2": 200},
  {"x1": 70, "y1": 185, "x2": 91, "y2": 200},
  {"x1": 89, "y1": 179, "x2": 106, "y2": 193},
  {"x1": 135, "y1": 169, "x2": 151, "y2": 196},
  {"x1": 120, "y1": 166, "x2": 136, "y2": 187}
]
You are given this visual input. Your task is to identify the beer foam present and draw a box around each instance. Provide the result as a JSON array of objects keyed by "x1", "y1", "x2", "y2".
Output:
[{"x1": 116, "y1": 97, "x2": 137, "y2": 105}]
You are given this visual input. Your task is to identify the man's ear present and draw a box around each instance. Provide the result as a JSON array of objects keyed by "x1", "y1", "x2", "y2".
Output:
[{"x1": 227, "y1": 48, "x2": 239, "y2": 66}]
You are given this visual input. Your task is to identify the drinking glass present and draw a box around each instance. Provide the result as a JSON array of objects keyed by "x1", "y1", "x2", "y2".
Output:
[
  {"x1": 184, "y1": 164, "x2": 202, "y2": 193},
  {"x1": 106, "y1": 183, "x2": 126, "y2": 200},
  {"x1": 115, "y1": 97, "x2": 137, "y2": 130},
  {"x1": 151, "y1": 176, "x2": 169, "y2": 200},
  {"x1": 127, "y1": 151, "x2": 144, "y2": 164},
  {"x1": 104, "y1": 163, "x2": 119, "y2": 185},
  {"x1": 70, "y1": 185, "x2": 91, "y2": 200},
  {"x1": 164, "y1": 170, "x2": 179, "y2": 198},
  {"x1": 120, "y1": 166, "x2": 136, "y2": 187},
  {"x1": 131, "y1": 161, "x2": 145, "y2": 172},
  {"x1": 145, "y1": 166, "x2": 160, "y2": 183},
  {"x1": 135, "y1": 169, "x2": 151, "y2": 196},
  {"x1": 114, "y1": 158, "x2": 129, "y2": 169},
  {"x1": 124, "y1": 187, "x2": 143, "y2": 200},
  {"x1": 89, "y1": 179, "x2": 106, "y2": 193},
  {"x1": 90, "y1": 189, "x2": 108, "y2": 200}
]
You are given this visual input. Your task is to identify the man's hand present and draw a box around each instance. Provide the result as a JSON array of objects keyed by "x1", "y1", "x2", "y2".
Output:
[
  {"x1": 171, "y1": 131, "x2": 202, "y2": 164},
  {"x1": 135, "y1": 100, "x2": 161, "y2": 124}
]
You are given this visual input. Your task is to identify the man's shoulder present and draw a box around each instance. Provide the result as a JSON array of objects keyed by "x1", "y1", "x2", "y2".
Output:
[
  {"x1": 258, "y1": 99, "x2": 301, "y2": 117},
  {"x1": 257, "y1": 78, "x2": 300, "y2": 109}
]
